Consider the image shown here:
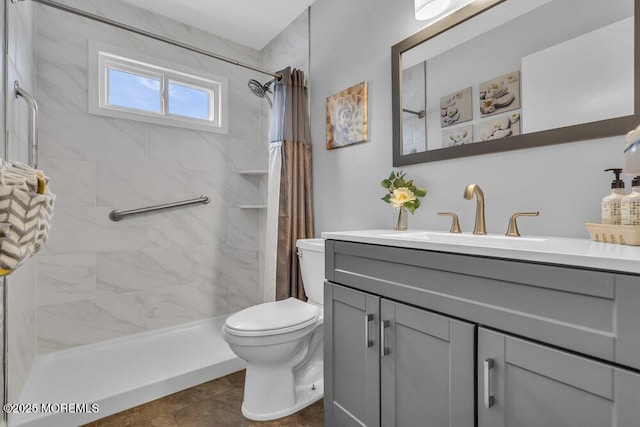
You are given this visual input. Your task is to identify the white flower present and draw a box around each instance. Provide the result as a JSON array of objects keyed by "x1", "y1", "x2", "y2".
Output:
[
  {"x1": 481, "y1": 99, "x2": 496, "y2": 114},
  {"x1": 451, "y1": 130, "x2": 468, "y2": 145},
  {"x1": 390, "y1": 187, "x2": 416, "y2": 208},
  {"x1": 485, "y1": 83, "x2": 507, "y2": 99}
]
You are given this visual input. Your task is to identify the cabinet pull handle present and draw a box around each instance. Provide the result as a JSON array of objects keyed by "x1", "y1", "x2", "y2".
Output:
[
  {"x1": 484, "y1": 358, "x2": 495, "y2": 409},
  {"x1": 365, "y1": 313, "x2": 373, "y2": 348},
  {"x1": 380, "y1": 320, "x2": 390, "y2": 357}
]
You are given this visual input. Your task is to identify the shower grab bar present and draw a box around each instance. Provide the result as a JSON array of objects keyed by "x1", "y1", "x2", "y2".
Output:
[
  {"x1": 109, "y1": 195, "x2": 210, "y2": 221},
  {"x1": 14, "y1": 81, "x2": 39, "y2": 168}
]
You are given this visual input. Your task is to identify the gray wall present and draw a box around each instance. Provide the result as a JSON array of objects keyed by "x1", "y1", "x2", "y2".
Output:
[{"x1": 310, "y1": 0, "x2": 624, "y2": 238}]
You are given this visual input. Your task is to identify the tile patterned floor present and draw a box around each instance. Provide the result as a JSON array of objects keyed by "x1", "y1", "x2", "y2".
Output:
[{"x1": 82, "y1": 370, "x2": 323, "y2": 427}]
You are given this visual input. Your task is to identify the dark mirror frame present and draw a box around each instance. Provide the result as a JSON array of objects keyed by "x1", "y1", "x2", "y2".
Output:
[{"x1": 392, "y1": 0, "x2": 640, "y2": 166}]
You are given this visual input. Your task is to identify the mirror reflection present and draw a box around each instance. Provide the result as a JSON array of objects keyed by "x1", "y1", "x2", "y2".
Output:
[{"x1": 396, "y1": 0, "x2": 635, "y2": 159}]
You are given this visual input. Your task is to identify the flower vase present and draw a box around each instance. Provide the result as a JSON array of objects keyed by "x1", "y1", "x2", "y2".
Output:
[{"x1": 393, "y1": 206, "x2": 408, "y2": 231}]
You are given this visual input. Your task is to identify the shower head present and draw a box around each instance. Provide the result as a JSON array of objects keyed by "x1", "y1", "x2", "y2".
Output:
[
  {"x1": 248, "y1": 79, "x2": 266, "y2": 97},
  {"x1": 248, "y1": 78, "x2": 274, "y2": 97},
  {"x1": 248, "y1": 78, "x2": 274, "y2": 107}
]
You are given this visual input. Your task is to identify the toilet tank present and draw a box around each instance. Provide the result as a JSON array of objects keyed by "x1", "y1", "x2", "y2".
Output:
[{"x1": 296, "y1": 238, "x2": 325, "y2": 306}]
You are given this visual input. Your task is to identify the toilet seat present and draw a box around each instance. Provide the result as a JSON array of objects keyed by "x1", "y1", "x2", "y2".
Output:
[{"x1": 224, "y1": 297, "x2": 318, "y2": 337}]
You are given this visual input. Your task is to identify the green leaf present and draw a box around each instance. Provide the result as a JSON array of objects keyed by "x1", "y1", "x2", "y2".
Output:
[
  {"x1": 405, "y1": 199, "x2": 421, "y2": 214},
  {"x1": 381, "y1": 179, "x2": 391, "y2": 189},
  {"x1": 388, "y1": 171, "x2": 396, "y2": 180},
  {"x1": 381, "y1": 194, "x2": 391, "y2": 203},
  {"x1": 405, "y1": 202, "x2": 417, "y2": 214},
  {"x1": 393, "y1": 178, "x2": 403, "y2": 188},
  {"x1": 414, "y1": 187, "x2": 427, "y2": 197}
]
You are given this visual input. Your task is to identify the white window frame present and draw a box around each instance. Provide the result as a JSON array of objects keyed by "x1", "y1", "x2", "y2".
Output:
[{"x1": 88, "y1": 41, "x2": 228, "y2": 134}]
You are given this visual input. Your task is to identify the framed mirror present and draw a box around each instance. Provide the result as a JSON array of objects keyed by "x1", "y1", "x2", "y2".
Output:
[{"x1": 392, "y1": 0, "x2": 639, "y2": 166}]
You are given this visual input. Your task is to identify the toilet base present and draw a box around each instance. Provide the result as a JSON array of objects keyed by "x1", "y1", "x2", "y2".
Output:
[{"x1": 241, "y1": 379, "x2": 324, "y2": 421}]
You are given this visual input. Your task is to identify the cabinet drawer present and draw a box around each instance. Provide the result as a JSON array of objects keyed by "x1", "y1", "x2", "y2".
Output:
[{"x1": 325, "y1": 240, "x2": 640, "y2": 370}]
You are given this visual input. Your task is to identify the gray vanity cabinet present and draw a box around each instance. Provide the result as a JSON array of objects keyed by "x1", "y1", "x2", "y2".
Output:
[
  {"x1": 478, "y1": 328, "x2": 640, "y2": 427},
  {"x1": 324, "y1": 283, "x2": 380, "y2": 427},
  {"x1": 324, "y1": 282, "x2": 475, "y2": 427},
  {"x1": 324, "y1": 239, "x2": 640, "y2": 427}
]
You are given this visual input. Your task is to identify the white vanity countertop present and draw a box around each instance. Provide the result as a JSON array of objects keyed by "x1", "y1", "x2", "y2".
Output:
[{"x1": 321, "y1": 229, "x2": 640, "y2": 274}]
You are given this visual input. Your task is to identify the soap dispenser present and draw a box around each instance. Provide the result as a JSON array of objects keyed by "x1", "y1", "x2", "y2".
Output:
[
  {"x1": 602, "y1": 168, "x2": 625, "y2": 225},
  {"x1": 621, "y1": 176, "x2": 640, "y2": 225}
]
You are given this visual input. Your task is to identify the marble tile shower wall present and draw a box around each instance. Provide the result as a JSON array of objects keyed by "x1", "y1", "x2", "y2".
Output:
[
  {"x1": 261, "y1": 11, "x2": 310, "y2": 83},
  {"x1": 34, "y1": 1, "x2": 266, "y2": 353},
  {"x1": 6, "y1": 0, "x2": 37, "y2": 408}
]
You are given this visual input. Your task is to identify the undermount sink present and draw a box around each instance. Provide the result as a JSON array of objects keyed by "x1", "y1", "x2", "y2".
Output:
[{"x1": 380, "y1": 231, "x2": 547, "y2": 248}]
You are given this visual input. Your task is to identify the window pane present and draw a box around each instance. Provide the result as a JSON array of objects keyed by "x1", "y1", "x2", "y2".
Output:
[
  {"x1": 168, "y1": 81, "x2": 210, "y2": 120},
  {"x1": 107, "y1": 68, "x2": 161, "y2": 113}
]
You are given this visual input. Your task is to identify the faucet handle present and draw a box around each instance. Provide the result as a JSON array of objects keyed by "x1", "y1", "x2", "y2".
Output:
[
  {"x1": 438, "y1": 212, "x2": 462, "y2": 233},
  {"x1": 506, "y1": 211, "x2": 540, "y2": 237}
]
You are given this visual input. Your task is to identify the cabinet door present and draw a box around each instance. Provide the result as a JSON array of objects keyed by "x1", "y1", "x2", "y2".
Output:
[
  {"x1": 325, "y1": 282, "x2": 380, "y2": 427},
  {"x1": 478, "y1": 328, "x2": 640, "y2": 427},
  {"x1": 380, "y1": 300, "x2": 475, "y2": 427}
]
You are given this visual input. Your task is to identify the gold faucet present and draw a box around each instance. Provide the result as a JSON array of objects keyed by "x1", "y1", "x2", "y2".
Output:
[
  {"x1": 463, "y1": 184, "x2": 486, "y2": 235},
  {"x1": 438, "y1": 212, "x2": 462, "y2": 233},
  {"x1": 506, "y1": 212, "x2": 539, "y2": 237}
]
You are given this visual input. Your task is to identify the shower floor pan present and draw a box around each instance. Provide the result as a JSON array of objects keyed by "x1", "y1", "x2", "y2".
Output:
[{"x1": 11, "y1": 315, "x2": 244, "y2": 427}]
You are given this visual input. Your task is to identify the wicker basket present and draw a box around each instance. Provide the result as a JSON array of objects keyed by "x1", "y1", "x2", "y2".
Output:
[{"x1": 585, "y1": 223, "x2": 640, "y2": 246}]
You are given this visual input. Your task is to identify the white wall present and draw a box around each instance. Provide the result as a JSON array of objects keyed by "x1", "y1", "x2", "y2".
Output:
[
  {"x1": 310, "y1": 0, "x2": 625, "y2": 239},
  {"x1": 522, "y1": 17, "x2": 633, "y2": 133},
  {"x1": 33, "y1": 0, "x2": 265, "y2": 354},
  {"x1": 6, "y1": 0, "x2": 37, "y2": 412}
]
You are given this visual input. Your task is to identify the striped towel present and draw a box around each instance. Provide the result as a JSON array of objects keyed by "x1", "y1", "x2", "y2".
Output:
[{"x1": 0, "y1": 161, "x2": 55, "y2": 275}]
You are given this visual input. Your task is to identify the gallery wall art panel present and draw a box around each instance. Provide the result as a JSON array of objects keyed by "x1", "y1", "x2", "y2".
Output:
[
  {"x1": 441, "y1": 87, "x2": 472, "y2": 127},
  {"x1": 479, "y1": 71, "x2": 520, "y2": 117}
]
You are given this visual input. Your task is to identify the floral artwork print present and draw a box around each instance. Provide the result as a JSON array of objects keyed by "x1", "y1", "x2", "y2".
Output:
[
  {"x1": 479, "y1": 113, "x2": 521, "y2": 141},
  {"x1": 442, "y1": 125, "x2": 473, "y2": 147},
  {"x1": 479, "y1": 71, "x2": 521, "y2": 117},
  {"x1": 326, "y1": 81, "x2": 368, "y2": 149},
  {"x1": 440, "y1": 87, "x2": 472, "y2": 127}
]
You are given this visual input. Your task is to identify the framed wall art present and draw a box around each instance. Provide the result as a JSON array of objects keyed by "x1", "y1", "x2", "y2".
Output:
[{"x1": 326, "y1": 81, "x2": 368, "y2": 150}]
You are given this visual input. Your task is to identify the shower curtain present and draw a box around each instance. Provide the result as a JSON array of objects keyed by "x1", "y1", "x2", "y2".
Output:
[{"x1": 264, "y1": 67, "x2": 314, "y2": 302}]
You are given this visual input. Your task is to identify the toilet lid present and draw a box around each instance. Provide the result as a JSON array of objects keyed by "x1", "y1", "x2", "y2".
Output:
[{"x1": 224, "y1": 297, "x2": 318, "y2": 337}]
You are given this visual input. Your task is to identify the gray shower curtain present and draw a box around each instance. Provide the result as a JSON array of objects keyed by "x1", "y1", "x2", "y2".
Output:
[{"x1": 269, "y1": 67, "x2": 314, "y2": 301}]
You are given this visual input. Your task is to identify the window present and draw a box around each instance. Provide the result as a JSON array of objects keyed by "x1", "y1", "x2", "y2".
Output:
[{"x1": 89, "y1": 41, "x2": 228, "y2": 133}]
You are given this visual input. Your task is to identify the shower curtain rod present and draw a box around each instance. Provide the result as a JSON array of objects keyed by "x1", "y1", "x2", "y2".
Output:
[{"x1": 17, "y1": 0, "x2": 282, "y2": 80}]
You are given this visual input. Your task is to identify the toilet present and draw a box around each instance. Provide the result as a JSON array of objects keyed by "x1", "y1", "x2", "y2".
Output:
[{"x1": 222, "y1": 238, "x2": 325, "y2": 421}]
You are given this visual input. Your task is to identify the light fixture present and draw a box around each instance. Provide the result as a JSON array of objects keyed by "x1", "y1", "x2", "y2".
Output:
[{"x1": 415, "y1": 0, "x2": 452, "y2": 20}]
